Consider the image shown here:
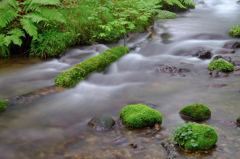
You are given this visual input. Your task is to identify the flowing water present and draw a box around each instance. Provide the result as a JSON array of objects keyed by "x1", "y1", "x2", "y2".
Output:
[{"x1": 0, "y1": 0, "x2": 240, "y2": 158}]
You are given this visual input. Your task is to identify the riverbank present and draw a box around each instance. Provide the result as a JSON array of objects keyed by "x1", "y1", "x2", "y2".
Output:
[{"x1": 0, "y1": 0, "x2": 195, "y2": 58}]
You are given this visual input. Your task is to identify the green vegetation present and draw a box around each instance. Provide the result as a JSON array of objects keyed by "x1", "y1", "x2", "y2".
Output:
[
  {"x1": 55, "y1": 46, "x2": 129, "y2": 88},
  {"x1": 156, "y1": 10, "x2": 177, "y2": 19},
  {"x1": 0, "y1": 0, "x2": 195, "y2": 58},
  {"x1": 119, "y1": 104, "x2": 162, "y2": 128},
  {"x1": 237, "y1": 116, "x2": 240, "y2": 124},
  {"x1": 229, "y1": 25, "x2": 240, "y2": 38},
  {"x1": 172, "y1": 122, "x2": 218, "y2": 150},
  {"x1": 0, "y1": 100, "x2": 6, "y2": 112},
  {"x1": 208, "y1": 60, "x2": 234, "y2": 72},
  {"x1": 180, "y1": 103, "x2": 211, "y2": 121}
]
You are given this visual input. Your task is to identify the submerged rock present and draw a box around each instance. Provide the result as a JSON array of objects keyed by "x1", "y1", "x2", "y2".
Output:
[
  {"x1": 212, "y1": 55, "x2": 232, "y2": 63},
  {"x1": 223, "y1": 41, "x2": 240, "y2": 49},
  {"x1": 179, "y1": 103, "x2": 211, "y2": 121},
  {"x1": 155, "y1": 65, "x2": 189, "y2": 76},
  {"x1": 209, "y1": 69, "x2": 228, "y2": 78},
  {"x1": 192, "y1": 34, "x2": 225, "y2": 40},
  {"x1": 119, "y1": 104, "x2": 162, "y2": 128},
  {"x1": 191, "y1": 47, "x2": 212, "y2": 59},
  {"x1": 172, "y1": 122, "x2": 218, "y2": 150},
  {"x1": 88, "y1": 114, "x2": 115, "y2": 131}
]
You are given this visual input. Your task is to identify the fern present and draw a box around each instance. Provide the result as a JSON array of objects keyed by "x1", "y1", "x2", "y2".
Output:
[
  {"x1": 20, "y1": 18, "x2": 38, "y2": 37},
  {"x1": 4, "y1": 28, "x2": 25, "y2": 46},
  {"x1": 24, "y1": 12, "x2": 49, "y2": 24},
  {"x1": 0, "y1": 5, "x2": 19, "y2": 28},
  {"x1": 38, "y1": 8, "x2": 66, "y2": 24}
]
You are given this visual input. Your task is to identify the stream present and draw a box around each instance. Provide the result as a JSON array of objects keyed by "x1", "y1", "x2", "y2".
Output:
[{"x1": 0, "y1": 0, "x2": 240, "y2": 158}]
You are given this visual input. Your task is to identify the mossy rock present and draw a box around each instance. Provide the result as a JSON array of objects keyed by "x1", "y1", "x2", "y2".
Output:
[
  {"x1": 173, "y1": 122, "x2": 218, "y2": 150},
  {"x1": 179, "y1": 103, "x2": 211, "y2": 121},
  {"x1": 208, "y1": 59, "x2": 234, "y2": 72},
  {"x1": 55, "y1": 46, "x2": 129, "y2": 88},
  {"x1": 237, "y1": 116, "x2": 240, "y2": 126},
  {"x1": 119, "y1": 104, "x2": 162, "y2": 128},
  {"x1": 88, "y1": 114, "x2": 115, "y2": 131},
  {"x1": 156, "y1": 10, "x2": 177, "y2": 19},
  {"x1": 0, "y1": 100, "x2": 6, "y2": 112},
  {"x1": 229, "y1": 25, "x2": 240, "y2": 38}
]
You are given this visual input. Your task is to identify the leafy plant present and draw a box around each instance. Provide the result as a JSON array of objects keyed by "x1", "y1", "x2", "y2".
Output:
[
  {"x1": 0, "y1": 0, "x2": 66, "y2": 57},
  {"x1": 156, "y1": 10, "x2": 177, "y2": 19},
  {"x1": 171, "y1": 122, "x2": 218, "y2": 150}
]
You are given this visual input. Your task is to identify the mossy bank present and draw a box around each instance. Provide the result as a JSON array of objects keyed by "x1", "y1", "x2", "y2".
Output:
[
  {"x1": 55, "y1": 46, "x2": 129, "y2": 88},
  {"x1": 119, "y1": 104, "x2": 162, "y2": 128},
  {"x1": 173, "y1": 122, "x2": 218, "y2": 150}
]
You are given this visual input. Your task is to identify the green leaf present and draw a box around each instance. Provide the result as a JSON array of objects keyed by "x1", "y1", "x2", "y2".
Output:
[
  {"x1": 20, "y1": 18, "x2": 38, "y2": 37},
  {"x1": 0, "y1": 6, "x2": 19, "y2": 28},
  {"x1": 5, "y1": 28, "x2": 25, "y2": 46},
  {"x1": 38, "y1": 8, "x2": 66, "y2": 24},
  {"x1": 24, "y1": 12, "x2": 48, "y2": 23}
]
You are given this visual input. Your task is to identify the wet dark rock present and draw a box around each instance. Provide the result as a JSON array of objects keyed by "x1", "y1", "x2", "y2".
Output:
[
  {"x1": 192, "y1": 33, "x2": 225, "y2": 40},
  {"x1": 213, "y1": 55, "x2": 232, "y2": 63},
  {"x1": 223, "y1": 41, "x2": 240, "y2": 49},
  {"x1": 129, "y1": 143, "x2": 138, "y2": 149},
  {"x1": 237, "y1": 0, "x2": 240, "y2": 4},
  {"x1": 232, "y1": 61, "x2": 240, "y2": 66},
  {"x1": 155, "y1": 65, "x2": 190, "y2": 74},
  {"x1": 209, "y1": 69, "x2": 229, "y2": 78},
  {"x1": 191, "y1": 47, "x2": 212, "y2": 59},
  {"x1": 161, "y1": 140, "x2": 178, "y2": 159},
  {"x1": 88, "y1": 114, "x2": 115, "y2": 131},
  {"x1": 218, "y1": 50, "x2": 235, "y2": 54}
]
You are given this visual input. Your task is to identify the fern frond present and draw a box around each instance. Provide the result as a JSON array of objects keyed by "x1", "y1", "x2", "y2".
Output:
[
  {"x1": 38, "y1": 8, "x2": 66, "y2": 24},
  {"x1": 20, "y1": 18, "x2": 38, "y2": 37},
  {"x1": 23, "y1": 0, "x2": 60, "y2": 11},
  {"x1": 163, "y1": 0, "x2": 186, "y2": 9},
  {"x1": 5, "y1": 28, "x2": 25, "y2": 46},
  {"x1": 24, "y1": 12, "x2": 49, "y2": 23},
  {"x1": 0, "y1": 34, "x2": 10, "y2": 57},
  {"x1": 2, "y1": 0, "x2": 21, "y2": 11},
  {"x1": 0, "y1": 5, "x2": 19, "y2": 28}
]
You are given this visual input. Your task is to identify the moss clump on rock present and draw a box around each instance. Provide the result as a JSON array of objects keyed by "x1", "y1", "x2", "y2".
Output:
[
  {"x1": 156, "y1": 10, "x2": 177, "y2": 19},
  {"x1": 119, "y1": 104, "x2": 162, "y2": 128},
  {"x1": 179, "y1": 103, "x2": 211, "y2": 121},
  {"x1": 0, "y1": 100, "x2": 6, "y2": 112},
  {"x1": 229, "y1": 25, "x2": 240, "y2": 38},
  {"x1": 237, "y1": 116, "x2": 240, "y2": 125},
  {"x1": 55, "y1": 46, "x2": 129, "y2": 88},
  {"x1": 173, "y1": 122, "x2": 218, "y2": 150},
  {"x1": 208, "y1": 59, "x2": 234, "y2": 72}
]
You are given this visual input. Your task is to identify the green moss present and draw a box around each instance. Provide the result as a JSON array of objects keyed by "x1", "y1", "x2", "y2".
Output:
[
  {"x1": 208, "y1": 60, "x2": 234, "y2": 72},
  {"x1": 55, "y1": 46, "x2": 129, "y2": 88},
  {"x1": 0, "y1": 100, "x2": 6, "y2": 112},
  {"x1": 173, "y1": 123, "x2": 218, "y2": 150},
  {"x1": 229, "y1": 25, "x2": 240, "y2": 38},
  {"x1": 237, "y1": 116, "x2": 240, "y2": 124},
  {"x1": 156, "y1": 10, "x2": 177, "y2": 19},
  {"x1": 119, "y1": 104, "x2": 162, "y2": 128},
  {"x1": 180, "y1": 103, "x2": 211, "y2": 121}
]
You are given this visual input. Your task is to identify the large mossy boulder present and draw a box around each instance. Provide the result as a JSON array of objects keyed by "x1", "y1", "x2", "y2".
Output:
[
  {"x1": 88, "y1": 114, "x2": 115, "y2": 131},
  {"x1": 208, "y1": 59, "x2": 234, "y2": 72},
  {"x1": 179, "y1": 103, "x2": 211, "y2": 121},
  {"x1": 119, "y1": 104, "x2": 162, "y2": 128},
  {"x1": 229, "y1": 25, "x2": 240, "y2": 38},
  {"x1": 0, "y1": 100, "x2": 6, "y2": 112},
  {"x1": 173, "y1": 122, "x2": 218, "y2": 150}
]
